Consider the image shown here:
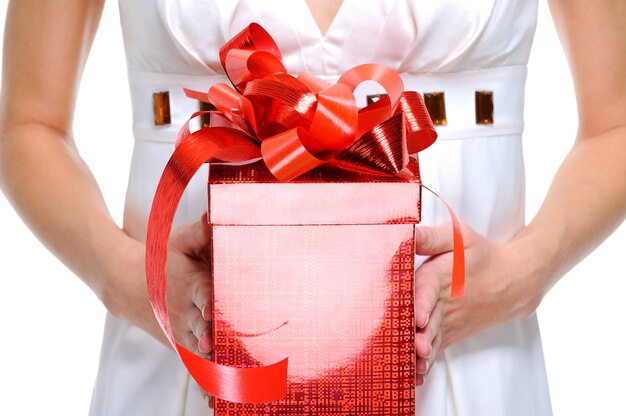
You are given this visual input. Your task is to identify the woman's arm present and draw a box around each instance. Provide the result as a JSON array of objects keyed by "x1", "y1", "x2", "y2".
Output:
[
  {"x1": 517, "y1": 0, "x2": 626, "y2": 291},
  {"x1": 0, "y1": 0, "x2": 212, "y2": 354},
  {"x1": 0, "y1": 2, "x2": 114, "y2": 294},
  {"x1": 412, "y1": 0, "x2": 626, "y2": 383}
]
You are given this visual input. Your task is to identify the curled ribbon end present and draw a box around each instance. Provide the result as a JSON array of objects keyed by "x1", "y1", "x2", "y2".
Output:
[
  {"x1": 183, "y1": 87, "x2": 209, "y2": 103},
  {"x1": 451, "y1": 285, "x2": 465, "y2": 299},
  {"x1": 450, "y1": 232, "x2": 466, "y2": 298},
  {"x1": 419, "y1": 184, "x2": 467, "y2": 299}
]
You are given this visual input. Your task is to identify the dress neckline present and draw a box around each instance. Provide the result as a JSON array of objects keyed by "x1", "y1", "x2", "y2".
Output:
[{"x1": 301, "y1": 0, "x2": 348, "y2": 41}]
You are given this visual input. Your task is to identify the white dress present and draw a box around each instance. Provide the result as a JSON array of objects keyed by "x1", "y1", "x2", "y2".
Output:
[{"x1": 89, "y1": 0, "x2": 552, "y2": 414}]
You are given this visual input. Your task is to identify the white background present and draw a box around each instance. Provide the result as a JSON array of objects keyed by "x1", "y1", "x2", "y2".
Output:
[{"x1": 0, "y1": 1, "x2": 624, "y2": 415}]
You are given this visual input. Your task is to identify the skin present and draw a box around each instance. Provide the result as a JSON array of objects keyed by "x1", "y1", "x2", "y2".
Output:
[
  {"x1": 0, "y1": 0, "x2": 624, "y2": 398},
  {"x1": 306, "y1": 0, "x2": 344, "y2": 36}
]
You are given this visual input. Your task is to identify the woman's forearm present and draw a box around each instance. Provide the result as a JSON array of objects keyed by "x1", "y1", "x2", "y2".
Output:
[
  {"x1": 0, "y1": 1, "x2": 215, "y2": 352},
  {"x1": 0, "y1": 0, "x2": 148, "y2": 319},
  {"x1": 513, "y1": 126, "x2": 626, "y2": 309},
  {"x1": 512, "y1": 0, "x2": 626, "y2": 309},
  {"x1": 0, "y1": 122, "x2": 145, "y2": 313}
]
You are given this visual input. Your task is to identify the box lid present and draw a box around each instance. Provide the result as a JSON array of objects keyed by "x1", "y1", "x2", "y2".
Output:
[{"x1": 208, "y1": 160, "x2": 421, "y2": 226}]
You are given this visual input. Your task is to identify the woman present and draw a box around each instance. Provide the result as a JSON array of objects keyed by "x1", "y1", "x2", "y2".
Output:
[{"x1": 1, "y1": 0, "x2": 625, "y2": 415}]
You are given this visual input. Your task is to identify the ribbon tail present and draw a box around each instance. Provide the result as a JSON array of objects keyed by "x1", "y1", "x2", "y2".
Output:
[
  {"x1": 146, "y1": 132, "x2": 288, "y2": 403},
  {"x1": 420, "y1": 183, "x2": 465, "y2": 298}
]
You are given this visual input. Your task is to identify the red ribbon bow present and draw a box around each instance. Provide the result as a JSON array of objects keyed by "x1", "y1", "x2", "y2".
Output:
[
  {"x1": 146, "y1": 23, "x2": 464, "y2": 405},
  {"x1": 182, "y1": 23, "x2": 437, "y2": 181}
]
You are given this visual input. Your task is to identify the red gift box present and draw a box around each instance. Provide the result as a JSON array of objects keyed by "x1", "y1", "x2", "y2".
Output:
[
  {"x1": 208, "y1": 160, "x2": 421, "y2": 415},
  {"x1": 145, "y1": 22, "x2": 464, "y2": 416}
]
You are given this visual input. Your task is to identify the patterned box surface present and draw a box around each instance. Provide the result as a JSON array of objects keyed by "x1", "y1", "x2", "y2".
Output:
[{"x1": 209, "y1": 162, "x2": 419, "y2": 415}]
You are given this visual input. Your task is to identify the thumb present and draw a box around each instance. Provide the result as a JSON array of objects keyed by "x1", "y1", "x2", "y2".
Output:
[
  {"x1": 170, "y1": 213, "x2": 212, "y2": 260},
  {"x1": 415, "y1": 223, "x2": 455, "y2": 256}
]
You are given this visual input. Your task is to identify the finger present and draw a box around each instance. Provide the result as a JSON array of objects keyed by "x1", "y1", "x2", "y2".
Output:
[
  {"x1": 191, "y1": 278, "x2": 213, "y2": 321},
  {"x1": 198, "y1": 324, "x2": 214, "y2": 354},
  {"x1": 205, "y1": 394, "x2": 215, "y2": 409},
  {"x1": 426, "y1": 334, "x2": 443, "y2": 378},
  {"x1": 182, "y1": 330, "x2": 201, "y2": 355},
  {"x1": 415, "y1": 223, "x2": 455, "y2": 256},
  {"x1": 413, "y1": 261, "x2": 442, "y2": 328},
  {"x1": 415, "y1": 301, "x2": 442, "y2": 360},
  {"x1": 415, "y1": 357, "x2": 428, "y2": 376},
  {"x1": 171, "y1": 213, "x2": 212, "y2": 259},
  {"x1": 416, "y1": 328, "x2": 443, "y2": 380},
  {"x1": 201, "y1": 303, "x2": 212, "y2": 322},
  {"x1": 190, "y1": 311, "x2": 213, "y2": 354}
]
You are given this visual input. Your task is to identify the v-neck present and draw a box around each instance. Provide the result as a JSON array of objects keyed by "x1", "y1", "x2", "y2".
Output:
[{"x1": 302, "y1": 0, "x2": 348, "y2": 40}]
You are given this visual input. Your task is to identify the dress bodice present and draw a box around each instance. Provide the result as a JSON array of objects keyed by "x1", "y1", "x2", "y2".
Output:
[{"x1": 119, "y1": 0, "x2": 538, "y2": 76}]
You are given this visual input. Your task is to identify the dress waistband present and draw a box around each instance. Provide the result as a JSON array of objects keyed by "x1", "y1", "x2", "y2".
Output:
[{"x1": 127, "y1": 65, "x2": 526, "y2": 143}]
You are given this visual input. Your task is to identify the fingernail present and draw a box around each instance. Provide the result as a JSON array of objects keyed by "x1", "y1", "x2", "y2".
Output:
[{"x1": 202, "y1": 304, "x2": 213, "y2": 321}]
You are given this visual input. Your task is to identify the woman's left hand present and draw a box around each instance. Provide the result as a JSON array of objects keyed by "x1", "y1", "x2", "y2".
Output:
[{"x1": 412, "y1": 222, "x2": 542, "y2": 386}]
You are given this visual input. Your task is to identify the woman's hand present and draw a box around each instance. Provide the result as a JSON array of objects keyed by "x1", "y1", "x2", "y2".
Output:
[
  {"x1": 164, "y1": 213, "x2": 214, "y2": 356},
  {"x1": 106, "y1": 214, "x2": 214, "y2": 357},
  {"x1": 412, "y1": 222, "x2": 542, "y2": 386}
]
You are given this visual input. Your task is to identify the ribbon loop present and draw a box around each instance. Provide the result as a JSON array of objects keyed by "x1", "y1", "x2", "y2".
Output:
[{"x1": 398, "y1": 91, "x2": 438, "y2": 154}]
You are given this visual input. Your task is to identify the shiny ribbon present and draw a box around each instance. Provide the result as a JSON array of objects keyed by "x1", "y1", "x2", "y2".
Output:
[{"x1": 146, "y1": 23, "x2": 465, "y2": 404}]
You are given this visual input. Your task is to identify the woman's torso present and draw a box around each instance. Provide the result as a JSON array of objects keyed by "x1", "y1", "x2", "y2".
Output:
[{"x1": 88, "y1": 1, "x2": 551, "y2": 415}]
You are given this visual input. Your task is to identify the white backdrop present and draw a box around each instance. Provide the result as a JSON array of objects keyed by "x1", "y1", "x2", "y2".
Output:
[{"x1": 0, "y1": 1, "x2": 624, "y2": 415}]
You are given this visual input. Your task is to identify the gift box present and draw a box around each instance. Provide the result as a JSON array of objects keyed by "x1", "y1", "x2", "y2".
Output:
[
  {"x1": 145, "y1": 22, "x2": 464, "y2": 416},
  {"x1": 208, "y1": 160, "x2": 421, "y2": 415}
]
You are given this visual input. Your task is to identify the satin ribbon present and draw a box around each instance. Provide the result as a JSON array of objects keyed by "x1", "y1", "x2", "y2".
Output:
[{"x1": 146, "y1": 22, "x2": 465, "y2": 404}]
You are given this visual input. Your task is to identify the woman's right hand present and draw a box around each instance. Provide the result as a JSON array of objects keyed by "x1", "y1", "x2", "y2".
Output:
[
  {"x1": 106, "y1": 213, "x2": 214, "y2": 357},
  {"x1": 164, "y1": 213, "x2": 214, "y2": 356}
]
